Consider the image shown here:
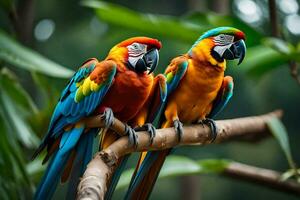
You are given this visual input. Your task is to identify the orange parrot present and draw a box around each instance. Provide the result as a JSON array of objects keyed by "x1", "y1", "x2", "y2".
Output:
[
  {"x1": 125, "y1": 27, "x2": 246, "y2": 200},
  {"x1": 32, "y1": 37, "x2": 167, "y2": 200}
]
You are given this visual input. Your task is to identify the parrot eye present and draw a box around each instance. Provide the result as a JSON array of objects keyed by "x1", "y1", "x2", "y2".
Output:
[
  {"x1": 127, "y1": 43, "x2": 147, "y2": 55},
  {"x1": 214, "y1": 34, "x2": 234, "y2": 46},
  {"x1": 133, "y1": 43, "x2": 138, "y2": 49}
]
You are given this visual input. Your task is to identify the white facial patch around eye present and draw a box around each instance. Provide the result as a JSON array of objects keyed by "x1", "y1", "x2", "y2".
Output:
[
  {"x1": 127, "y1": 43, "x2": 147, "y2": 68},
  {"x1": 214, "y1": 34, "x2": 234, "y2": 46},
  {"x1": 127, "y1": 43, "x2": 147, "y2": 57}
]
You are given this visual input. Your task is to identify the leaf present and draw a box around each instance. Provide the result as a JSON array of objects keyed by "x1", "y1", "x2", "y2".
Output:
[
  {"x1": 116, "y1": 156, "x2": 230, "y2": 190},
  {"x1": 267, "y1": 117, "x2": 297, "y2": 171},
  {"x1": 0, "y1": 30, "x2": 74, "y2": 78},
  {"x1": 281, "y1": 168, "x2": 300, "y2": 182},
  {"x1": 297, "y1": 42, "x2": 300, "y2": 52},
  {"x1": 0, "y1": 68, "x2": 38, "y2": 113},
  {"x1": 116, "y1": 169, "x2": 134, "y2": 190},
  {"x1": 0, "y1": 89, "x2": 39, "y2": 148},
  {"x1": 0, "y1": 109, "x2": 31, "y2": 196},
  {"x1": 262, "y1": 37, "x2": 293, "y2": 55},
  {"x1": 242, "y1": 45, "x2": 290, "y2": 78},
  {"x1": 160, "y1": 155, "x2": 202, "y2": 177},
  {"x1": 196, "y1": 159, "x2": 230, "y2": 173},
  {"x1": 82, "y1": 1, "x2": 261, "y2": 47},
  {"x1": 81, "y1": 0, "x2": 208, "y2": 42},
  {"x1": 26, "y1": 158, "x2": 46, "y2": 182},
  {"x1": 243, "y1": 39, "x2": 300, "y2": 78}
]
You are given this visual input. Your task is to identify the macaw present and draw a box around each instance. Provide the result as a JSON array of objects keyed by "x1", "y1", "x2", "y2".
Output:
[
  {"x1": 125, "y1": 27, "x2": 246, "y2": 200},
  {"x1": 32, "y1": 37, "x2": 165, "y2": 200}
]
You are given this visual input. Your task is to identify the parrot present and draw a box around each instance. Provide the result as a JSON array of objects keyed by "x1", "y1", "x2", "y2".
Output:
[
  {"x1": 125, "y1": 27, "x2": 246, "y2": 200},
  {"x1": 32, "y1": 36, "x2": 166, "y2": 200}
]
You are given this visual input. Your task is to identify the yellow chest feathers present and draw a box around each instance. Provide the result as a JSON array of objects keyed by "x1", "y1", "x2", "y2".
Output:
[{"x1": 166, "y1": 54, "x2": 225, "y2": 122}]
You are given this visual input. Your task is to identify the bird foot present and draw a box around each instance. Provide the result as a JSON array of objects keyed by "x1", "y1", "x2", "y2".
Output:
[
  {"x1": 100, "y1": 108, "x2": 114, "y2": 128},
  {"x1": 134, "y1": 123, "x2": 156, "y2": 145},
  {"x1": 173, "y1": 119, "x2": 183, "y2": 142},
  {"x1": 125, "y1": 124, "x2": 138, "y2": 148},
  {"x1": 199, "y1": 118, "x2": 218, "y2": 142}
]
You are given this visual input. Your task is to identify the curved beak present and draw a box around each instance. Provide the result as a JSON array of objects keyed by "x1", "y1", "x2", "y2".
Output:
[
  {"x1": 222, "y1": 39, "x2": 246, "y2": 65},
  {"x1": 134, "y1": 48, "x2": 159, "y2": 74},
  {"x1": 144, "y1": 48, "x2": 159, "y2": 74}
]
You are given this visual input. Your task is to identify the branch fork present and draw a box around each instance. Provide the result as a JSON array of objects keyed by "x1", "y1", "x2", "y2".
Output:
[{"x1": 76, "y1": 110, "x2": 300, "y2": 200}]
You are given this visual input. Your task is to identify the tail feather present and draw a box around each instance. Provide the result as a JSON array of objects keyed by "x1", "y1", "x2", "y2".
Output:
[
  {"x1": 125, "y1": 150, "x2": 170, "y2": 200},
  {"x1": 34, "y1": 126, "x2": 85, "y2": 200},
  {"x1": 61, "y1": 150, "x2": 76, "y2": 183},
  {"x1": 66, "y1": 128, "x2": 97, "y2": 199}
]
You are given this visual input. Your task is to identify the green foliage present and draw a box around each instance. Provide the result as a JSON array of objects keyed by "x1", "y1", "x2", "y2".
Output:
[
  {"x1": 83, "y1": 0, "x2": 300, "y2": 80},
  {"x1": 243, "y1": 38, "x2": 300, "y2": 78},
  {"x1": 0, "y1": 69, "x2": 36, "y2": 199},
  {"x1": 0, "y1": 29, "x2": 74, "y2": 199},
  {"x1": 26, "y1": 158, "x2": 47, "y2": 183},
  {"x1": 263, "y1": 38, "x2": 293, "y2": 55},
  {"x1": 0, "y1": 69, "x2": 39, "y2": 148},
  {"x1": 267, "y1": 117, "x2": 295, "y2": 168},
  {"x1": 281, "y1": 168, "x2": 300, "y2": 183},
  {"x1": 81, "y1": 0, "x2": 204, "y2": 42},
  {"x1": 0, "y1": 1, "x2": 299, "y2": 199},
  {"x1": 267, "y1": 117, "x2": 299, "y2": 180},
  {"x1": 241, "y1": 45, "x2": 289, "y2": 77},
  {"x1": 0, "y1": 30, "x2": 74, "y2": 78},
  {"x1": 82, "y1": 0, "x2": 261, "y2": 47},
  {"x1": 116, "y1": 156, "x2": 230, "y2": 190}
]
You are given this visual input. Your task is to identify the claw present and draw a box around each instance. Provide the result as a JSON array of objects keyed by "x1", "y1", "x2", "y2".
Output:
[
  {"x1": 173, "y1": 119, "x2": 183, "y2": 142},
  {"x1": 125, "y1": 124, "x2": 138, "y2": 148},
  {"x1": 199, "y1": 118, "x2": 218, "y2": 142},
  {"x1": 134, "y1": 123, "x2": 156, "y2": 145},
  {"x1": 198, "y1": 120, "x2": 205, "y2": 128},
  {"x1": 101, "y1": 108, "x2": 114, "y2": 128}
]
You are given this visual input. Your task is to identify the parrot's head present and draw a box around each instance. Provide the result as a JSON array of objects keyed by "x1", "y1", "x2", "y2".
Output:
[
  {"x1": 107, "y1": 37, "x2": 162, "y2": 74},
  {"x1": 189, "y1": 27, "x2": 246, "y2": 67}
]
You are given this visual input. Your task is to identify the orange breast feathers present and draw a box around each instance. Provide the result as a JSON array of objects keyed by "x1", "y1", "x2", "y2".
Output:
[{"x1": 99, "y1": 67, "x2": 154, "y2": 122}]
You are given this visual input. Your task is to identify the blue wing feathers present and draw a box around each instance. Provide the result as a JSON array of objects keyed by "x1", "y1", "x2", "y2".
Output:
[
  {"x1": 59, "y1": 129, "x2": 72, "y2": 149},
  {"x1": 34, "y1": 59, "x2": 116, "y2": 199},
  {"x1": 66, "y1": 128, "x2": 98, "y2": 200},
  {"x1": 167, "y1": 61, "x2": 188, "y2": 94},
  {"x1": 34, "y1": 126, "x2": 85, "y2": 200},
  {"x1": 208, "y1": 77, "x2": 234, "y2": 119},
  {"x1": 37, "y1": 60, "x2": 116, "y2": 151}
]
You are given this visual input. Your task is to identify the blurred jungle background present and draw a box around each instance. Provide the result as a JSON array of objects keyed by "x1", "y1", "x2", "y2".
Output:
[{"x1": 0, "y1": 0, "x2": 300, "y2": 199}]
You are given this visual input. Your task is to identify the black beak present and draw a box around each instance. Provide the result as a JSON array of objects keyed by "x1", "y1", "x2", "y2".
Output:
[
  {"x1": 222, "y1": 39, "x2": 246, "y2": 65},
  {"x1": 134, "y1": 48, "x2": 159, "y2": 74}
]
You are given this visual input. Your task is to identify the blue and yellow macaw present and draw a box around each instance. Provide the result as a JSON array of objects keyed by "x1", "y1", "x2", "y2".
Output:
[
  {"x1": 32, "y1": 37, "x2": 167, "y2": 200},
  {"x1": 125, "y1": 27, "x2": 246, "y2": 200}
]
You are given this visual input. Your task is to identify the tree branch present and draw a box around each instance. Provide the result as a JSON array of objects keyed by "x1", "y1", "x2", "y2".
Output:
[
  {"x1": 268, "y1": 0, "x2": 279, "y2": 37},
  {"x1": 223, "y1": 162, "x2": 300, "y2": 196},
  {"x1": 268, "y1": 0, "x2": 300, "y2": 85},
  {"x1": 76, "y1": 110, "x2": 288, "y2": 200},
  {"x1": 8, "y1": 0, "x2": 35, "y2": 45}
]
